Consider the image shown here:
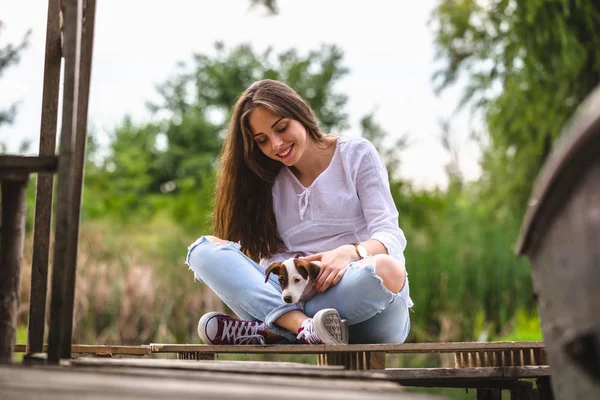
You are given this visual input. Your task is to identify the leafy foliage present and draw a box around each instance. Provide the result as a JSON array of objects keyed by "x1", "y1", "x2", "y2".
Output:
[{"x1": 432, "y1": 0, "x2": 600, "y2": 216}]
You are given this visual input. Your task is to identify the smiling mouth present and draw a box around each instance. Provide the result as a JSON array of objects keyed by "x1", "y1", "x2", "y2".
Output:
[{"x1": 277, "y1": 144, "x2": 294, "y2": 159}]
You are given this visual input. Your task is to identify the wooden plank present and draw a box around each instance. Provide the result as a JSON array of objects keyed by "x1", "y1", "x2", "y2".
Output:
[
  {"x1": 70, "y1": 357, "x2": 391, "y2": 380},
  {"x1": 71, "y1": 357, "x2": 348, "y2": 373},
  {"x1": 28, "y1": 0, "x2": 63, "y2": 356},
  {"x1": 150, "y1": 341, "x2": 545, "y2": 354},
  {"x1": 70, "y1": 345, "x2": 150, "y2": 355},
  {"x1": 0, "y1": 156, "x2": 58, "y2": 173},
  {"x1": 382, "y1": 366, "x2": 551, "y2": 380},
  {"x1": 17, "y1": 341, "x2": 545, "y2": 355},
  {"x1": 70, "y1": 358, "x2": 550, "y2": 386},
  {"x1": 0, "y1": 180, "x2": 29, "y2": 363},
  {"x1": 59, "y1": 0, "x2": 96, "y2": 363},
  {"x1": 13, "y1": 344, "x2": 26, "y2": 353},
  {"x1": 15, "y1": 344, "x2": 151, "y2": 355},
  {"x1": 399, "y1": 379, "x2": 532, "y2": 389},
  {"x1": 47, "y1": 0, "x2": 81, "y2": 363},
  {"x1": 0, "y1": 364, "x2": 434, "y2": 400}
]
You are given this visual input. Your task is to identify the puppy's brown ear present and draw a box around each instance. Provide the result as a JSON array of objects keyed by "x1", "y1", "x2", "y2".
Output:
[
  {"x1": 265, "y1": 263, "x2": 282, "y2": 283},
  {"x1": 296, "y1": 260, "x2": 321, "y2": 283},
  {"x1": 306, "y1": 262, "x2": 321, "y2": 283}
]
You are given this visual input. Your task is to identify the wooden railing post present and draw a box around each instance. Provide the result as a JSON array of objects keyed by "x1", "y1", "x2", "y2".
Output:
[
  {"x1": 58, "y1": 0, "x2": 96, "y2": 361},
  {"x1": 47, "y1": 0, "x2": 96, "y2": 363},
  {"x1": 27, "y1": 0, "x2": 63, "y2": 357},
  {"x1": 47, "y1": 0, "x2": 81, "y2": 364},
  {"x1": 0, "y1": 178, "x2": 29, "y2": 363}
]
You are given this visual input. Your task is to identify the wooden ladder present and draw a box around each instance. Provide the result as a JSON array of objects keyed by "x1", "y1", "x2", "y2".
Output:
[{"x1": 0, "y1": 0, "x2": 97, "y2": 364}]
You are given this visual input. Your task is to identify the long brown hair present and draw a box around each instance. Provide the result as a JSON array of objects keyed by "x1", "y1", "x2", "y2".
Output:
[{"x1": 213, "y1": 80, "x2": 325, "y2": 261}]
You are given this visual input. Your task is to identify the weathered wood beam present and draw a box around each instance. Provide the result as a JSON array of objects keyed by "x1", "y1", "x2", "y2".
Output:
[
  {"x1": 58, "y1": 0, "x2": 96, "y2": 361},
  {"x1": 47, "y1": 0, "x2": 81, "y2": 364},
  {"x1": 382, "y1": 366, "x2": 551, "y2": 380},
  {"x1": 16, "y1": 343, "x2": 152, "y2": 356},
  {"x1": 149, "y1": 341, "x2": 545, "y2": 354},
  {"x1": 27, "y1": 0, "x2": 63, "y2": 357},
  {"x1": 0, "y1": 156, "x2": 58, "y2": 173},
  {"x1": 0, "y1": 179, "x2": 29, "y2": 363}
]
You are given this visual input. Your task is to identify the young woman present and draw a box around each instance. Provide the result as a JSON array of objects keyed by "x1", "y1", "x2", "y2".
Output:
[{"x1": 186, "y1": 79, "x2": 413, "y2": 345}]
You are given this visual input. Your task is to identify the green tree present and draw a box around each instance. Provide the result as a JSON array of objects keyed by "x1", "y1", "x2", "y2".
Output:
[
  {"x1": 432, "y1": 0, "x2": 600, "y2": 216},
  {"x1": 410, "y1": 0, "x2": 600, "y2": 341},
  {"x1": 84, "y1": 43, "x2": 353, "y2": 231}
]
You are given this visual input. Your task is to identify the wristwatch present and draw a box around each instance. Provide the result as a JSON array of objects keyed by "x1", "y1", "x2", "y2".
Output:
[{"x1": 353, "y1": 243, "x2": 369, "y2": 260}]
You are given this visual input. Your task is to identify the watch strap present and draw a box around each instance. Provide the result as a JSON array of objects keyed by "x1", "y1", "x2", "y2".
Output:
[{"x1": 353, "y1": 243, "x2": 368, "y2": 260}]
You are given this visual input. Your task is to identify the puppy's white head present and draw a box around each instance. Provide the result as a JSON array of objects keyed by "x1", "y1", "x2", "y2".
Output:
[{"x1": 265, "y1": 258, "x2": 321, "y2": 304}]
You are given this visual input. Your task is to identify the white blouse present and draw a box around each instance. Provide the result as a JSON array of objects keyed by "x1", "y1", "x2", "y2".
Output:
[{"x1": 261, "y1": 136, "x2": 408, "y2": 273}]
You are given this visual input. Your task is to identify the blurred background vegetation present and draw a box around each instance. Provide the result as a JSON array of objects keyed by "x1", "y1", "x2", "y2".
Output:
[{"x1": 2, "y1": 0, "x2": 599, "y2": 371}]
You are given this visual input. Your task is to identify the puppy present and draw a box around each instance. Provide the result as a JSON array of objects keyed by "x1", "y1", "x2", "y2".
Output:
[{"x1": 265, "y1": 258, "x2": 321, "y2": 304}]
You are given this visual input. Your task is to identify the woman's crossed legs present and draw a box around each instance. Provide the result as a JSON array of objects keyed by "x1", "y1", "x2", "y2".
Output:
[{"x1": 186, "y1": 236, "x2": 410, "y2": 344}]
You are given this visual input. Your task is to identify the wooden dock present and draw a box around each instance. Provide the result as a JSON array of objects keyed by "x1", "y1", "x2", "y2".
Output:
[
  {"x1": 1, "y1": 0, "x2": 597, "y2": 398},
  {"x1": 0, "y1": 359, "x2": 441, "y2": 400},
  {"x1": 6, "y1": 341, "x2": 552, "y2": 398}
]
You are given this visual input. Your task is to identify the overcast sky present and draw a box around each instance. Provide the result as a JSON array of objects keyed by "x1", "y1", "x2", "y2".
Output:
[{"x1": 0, "y1": 0, "x2": 481, "y2": 188}]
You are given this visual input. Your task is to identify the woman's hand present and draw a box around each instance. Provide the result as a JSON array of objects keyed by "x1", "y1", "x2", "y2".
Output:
[{"x1": 301, "y1": 244, "x2": 358, "y2": 293}]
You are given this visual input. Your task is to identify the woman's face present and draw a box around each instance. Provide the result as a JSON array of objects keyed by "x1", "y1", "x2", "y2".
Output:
[{"x1": 248, "y1": 106, "x2": 309, "y2": 167}]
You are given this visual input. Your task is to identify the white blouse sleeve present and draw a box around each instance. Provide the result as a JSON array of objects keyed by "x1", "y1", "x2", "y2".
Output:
[{"x1": 353, "y1": 139, "x2": 407, "y2": 258}]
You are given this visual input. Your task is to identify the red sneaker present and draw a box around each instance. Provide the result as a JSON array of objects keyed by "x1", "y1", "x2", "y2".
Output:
[{"x1": 198, "y1": 312, "x2": 267, "y2": 345}]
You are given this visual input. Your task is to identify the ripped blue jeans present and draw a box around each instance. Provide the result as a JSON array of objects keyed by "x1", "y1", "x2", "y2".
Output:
[{"x1": 185, "y1": 236, "x2": 411, "y2": 344}]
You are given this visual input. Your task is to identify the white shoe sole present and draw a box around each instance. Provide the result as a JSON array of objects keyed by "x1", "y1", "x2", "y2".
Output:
[
  {"x1": 313, "y1": 308, "x2": 349, "y2": 345},
  {"x1": 198, "y1": 311, "x2": 227, "y2": 344}
]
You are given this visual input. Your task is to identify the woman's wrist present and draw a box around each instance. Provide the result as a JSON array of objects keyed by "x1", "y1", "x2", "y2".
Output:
[{"x1": 339, "y1": 244, "x2": 360, "y2": 261}]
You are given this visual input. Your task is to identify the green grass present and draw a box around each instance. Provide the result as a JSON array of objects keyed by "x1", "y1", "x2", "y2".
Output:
[{"x1": 12, "y1": 326, "x2": 27, "y2": 363}]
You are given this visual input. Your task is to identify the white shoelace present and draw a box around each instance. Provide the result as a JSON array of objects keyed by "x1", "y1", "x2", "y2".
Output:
[
  {"x1": 222, "y1": 319, "x2": 266, "y2": 345},
  {"x1": 296, "y1": 318, "x2": 321, "y2": 344}
]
